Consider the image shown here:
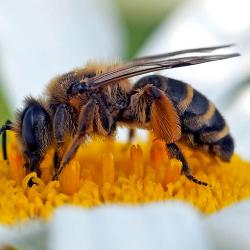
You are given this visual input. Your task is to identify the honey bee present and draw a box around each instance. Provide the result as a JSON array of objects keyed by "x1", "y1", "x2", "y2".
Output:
[{"x1": 0, "y1": 44, "x2": 239, "y2": 186}]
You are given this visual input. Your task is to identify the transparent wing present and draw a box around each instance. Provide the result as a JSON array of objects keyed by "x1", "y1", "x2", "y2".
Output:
[
  {"x1": 88, "y1": 45, "x2": 240, "y2": 89},
  {"x1": 131, "y1": 44, "x2": 235, "y2": 62}
]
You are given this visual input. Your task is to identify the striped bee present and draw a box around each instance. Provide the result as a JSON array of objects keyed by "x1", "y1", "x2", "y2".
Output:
[
  {"x1": 133, "y1": 75, "x2": 233, "y2": 185},
  {"x1": 0, "y1": 44, "x2": 239, "y2": 186}
]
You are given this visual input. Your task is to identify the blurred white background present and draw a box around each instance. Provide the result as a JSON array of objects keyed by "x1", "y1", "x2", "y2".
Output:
[{"x1": 0, "y1": 0, "x2": 125, "y2": 108}]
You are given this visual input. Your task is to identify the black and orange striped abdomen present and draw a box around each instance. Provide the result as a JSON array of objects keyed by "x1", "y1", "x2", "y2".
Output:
[{"x1": 133, "y1": 75, "x2": 234, "y2": 161}]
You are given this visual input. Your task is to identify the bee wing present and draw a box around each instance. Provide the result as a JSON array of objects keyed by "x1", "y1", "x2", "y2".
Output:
[
  {"x1": 89, "y1": 47, "x2": 240, "y2": 89},
  {"x1": 131, "y1": 44, "x2": 235, "y2": 62}
]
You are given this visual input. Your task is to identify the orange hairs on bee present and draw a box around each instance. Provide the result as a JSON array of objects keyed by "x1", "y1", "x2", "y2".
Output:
[{"x1": 151, "y1": 92, "x2": 181, "y2": 143}]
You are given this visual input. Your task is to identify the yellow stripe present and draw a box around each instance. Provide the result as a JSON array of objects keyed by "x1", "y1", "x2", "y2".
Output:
[
  {"x1": 200, "y1": 125, "x2": 229, "y2": 143},
  {"x1": 177, "y1": 84, "x2": 193, "y2": 113},
  {"x1": 199, "y1": 102, "x2": 216, "y2": 123},
  {"x1": 184, "y1": 101, "x2": 216, "y2": 131}
]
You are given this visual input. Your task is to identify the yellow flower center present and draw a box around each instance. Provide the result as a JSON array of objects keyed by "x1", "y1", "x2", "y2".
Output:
[{"x1": 1, "y1": 132, "x2": 250, "y2": 225}]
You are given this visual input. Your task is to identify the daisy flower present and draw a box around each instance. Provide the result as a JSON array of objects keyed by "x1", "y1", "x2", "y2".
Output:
[{"x1": 0, "y1": 0, "x2": 250, "y2": 249}]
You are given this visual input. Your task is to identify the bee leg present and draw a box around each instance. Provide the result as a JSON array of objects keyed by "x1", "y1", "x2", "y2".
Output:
[
  {"x1": 53, "y1": 99, "x2": 96, "y2": 179},
  {"x1": 121, "y1": 128, "x2": 135, "y2": 152},
  {"x1": 53, "y1": 104, "x2": 76, "y2": 169},
  {"x1": 128, "y1": 128, "x2": 135, "y2": 143},
  {"x1": 95, "y1": 96, "x2": 114, "y2": 136},
  {"x1": 21, "y1": 102, "x2": 52, "y2": 178},
  {"x1": 166, "y1": 143, "x2": 209, "y2": 186},
  {"x1": 125, "y1": 128, "x2": 135, "y2": 145},
  {"x1": 53, "y1": 151, "x2": 61, "y2": 170},
  {"x1": 0, "y1": 120, "x2": 14, "y2": 160}
]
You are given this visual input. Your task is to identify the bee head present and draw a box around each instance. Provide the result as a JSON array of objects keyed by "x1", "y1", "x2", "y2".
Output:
[{"x1": 47, "y1": 65, "x2": 103, "y2": 112}]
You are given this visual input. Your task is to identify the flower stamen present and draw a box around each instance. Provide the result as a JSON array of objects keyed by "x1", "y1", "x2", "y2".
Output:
[{"x1": 0, "y1": 132, "x2": 250, "y2": 224}]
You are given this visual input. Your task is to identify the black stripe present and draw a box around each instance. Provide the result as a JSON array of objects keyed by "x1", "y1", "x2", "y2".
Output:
[
  {"x1": 183, "y1": 109, "x2": 226, "y2": 145},
  {"x1": 165, "y1": 78, "x2": 187, "y2": 105},
  {"x1": 200, "y1": 109, "x2": 225, "y2": 134},
  {"x1": 133, "y1": 75, "x2": 168, "y2": 91},
  {"x1": 212, "y1": 134, "x2": 234, "y2": 161},
  {"x1": 184, "y1": 90, "x2": 209, "y2": 117}
]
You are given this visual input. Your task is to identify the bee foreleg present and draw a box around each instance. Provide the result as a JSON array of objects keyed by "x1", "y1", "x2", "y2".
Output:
[
  {"x1": 96, "y1": 97, "x2": 114, "y2": 135},
  {"x1": 166, "y1": 143, "x2": 209, "y2": 186},
  {"x1": 53, "y1": 104, "x2": 76, "y2": 169},
  {"x1": 0, "y1": 120, "x2": 14, "y2": 160},
  {"x1": 54, "y1": 99, "x2": 96, "y2": 179}
]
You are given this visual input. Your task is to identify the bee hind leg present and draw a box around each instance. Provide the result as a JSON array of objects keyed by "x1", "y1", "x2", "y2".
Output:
[
  {"x1": 0, "y1": 120, "x2": 14, "y2": 160},
  {"x1": 166, "y1": 143, "x2": 209, "y2": 186}
]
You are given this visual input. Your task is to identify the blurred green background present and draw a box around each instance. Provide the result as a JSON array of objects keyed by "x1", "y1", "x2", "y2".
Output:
[
  {"x1": 0, "y1": 79, "x2": 11, "y2": 124},
  {"x1": 116, "y1": 0, "x2": 178, "y2": 59}
]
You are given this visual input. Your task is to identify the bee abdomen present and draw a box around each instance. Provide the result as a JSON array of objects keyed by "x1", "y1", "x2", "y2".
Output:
[
  {"x1": 209, "y1": 134, "x2": 234, "y2": 161},
  {"x1": 165, "y1": 78, "x2": 234, "y2": 161},
  {"x1": 134, "y1": 75, "x2": 190, "y2": 110},
  {"x1": 133, "y1": 75, "x2": 234, "y2": 160},
  {"x1": 195, "y1": 109, "x2": 234, "y2": 161}
]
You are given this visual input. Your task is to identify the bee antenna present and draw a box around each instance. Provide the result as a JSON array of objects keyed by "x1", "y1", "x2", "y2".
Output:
[{"x1": 0, "y1": 120, "x2": 13, "y2": 160}]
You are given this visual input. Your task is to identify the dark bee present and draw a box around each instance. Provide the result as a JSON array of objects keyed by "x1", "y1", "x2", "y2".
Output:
[{"x1": 0, "y1": 44, "x2": 239, "y2": 185}]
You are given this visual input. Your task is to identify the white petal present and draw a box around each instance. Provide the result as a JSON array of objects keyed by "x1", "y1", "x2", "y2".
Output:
[
  {"x1": 0, "y1": 221, "x2": 46, "y2": 250},
  {"x1": 225, "y1": 86, "x2": 250, "y2": 160},
  {"x1": 48, "y1": 202, "x2": 209, "y2": 250},
  {"x1": 204, "y1": 200, "x2": 250, "y2": 250},
  {"x1": 138, "y1": 0, "x2": 250, "y2": 157},
  {"x1": 2, "y1": 200, "x2": 250, "y2": 250},
  {"x1": 0, "y1": 0, "x2": 125, "y2": 109},
  {"x1": 139, "y1": 0, "x2": 250, "y2": 104}
]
